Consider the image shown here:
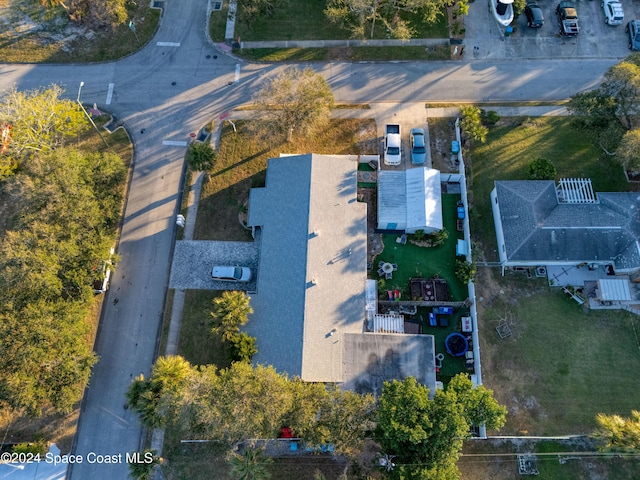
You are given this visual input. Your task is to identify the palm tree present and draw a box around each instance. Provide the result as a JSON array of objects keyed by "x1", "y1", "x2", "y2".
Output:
[
  {"x1": 228, "y1": 447, "x2": 273, "y2": 480},
  {"x1": 211, "y1": 291, "x2": 253, "y2": 341}
]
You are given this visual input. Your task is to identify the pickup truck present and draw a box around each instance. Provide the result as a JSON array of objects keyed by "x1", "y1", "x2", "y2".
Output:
[
  {"x1": 556, "y1": 1, "x2": 579, "y2": 35},
  {"x1": 384, "y1": 124, "x2": 401, "y2": 166}
]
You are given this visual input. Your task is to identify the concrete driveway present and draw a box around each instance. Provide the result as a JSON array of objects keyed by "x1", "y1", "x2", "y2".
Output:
[
  {"x1": 169, "y1": 239, "x2": 259, "y2": 290},
  {"x1": 465, "y1": 0, "x2": 638, "y2": 59}
]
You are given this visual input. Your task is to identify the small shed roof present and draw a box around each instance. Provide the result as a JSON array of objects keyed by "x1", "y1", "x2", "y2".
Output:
[
  {"x1": 406, "y1": 167, "x2": 443, "y2": 233},
  {"x1": 377, "y1": 168, "x2": 443, "y2": 233}
]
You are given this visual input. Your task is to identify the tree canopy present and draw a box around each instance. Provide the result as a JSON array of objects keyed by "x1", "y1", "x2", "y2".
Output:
[
  {"x1": 376, "y1": 375, "x2": 506, "y2": 479},
  {"x1": 253, "y1": 67, "x2": 334, "y2": 142},
  {"x1": 567, "y1": 54, "x2": 640, "y2": 158},
  {"x1": 0, "y1": 89, "x2": 126, "y2": 415},
  {"x1": 128, "y1": 358, "x2": 374, "y2": 453},
  {"x1": 325, "y1": 0, "x2": 448, "y2": 39},
  {"x1": 0, "y1": 85, "x2": 88, "y2": 171}
]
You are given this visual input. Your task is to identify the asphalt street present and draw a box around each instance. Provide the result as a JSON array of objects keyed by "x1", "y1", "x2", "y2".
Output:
[{"x1": 0, "y1": 0, "x2": 625, "y2": 479}]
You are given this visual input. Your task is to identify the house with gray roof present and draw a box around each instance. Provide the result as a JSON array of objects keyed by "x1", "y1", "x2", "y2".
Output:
[
  {"x1": 246, "y1": 154, "x2": 436, "y2": 394},
  {"x1": 491, "y1": 179, "x2": 640, "y2": 276}
]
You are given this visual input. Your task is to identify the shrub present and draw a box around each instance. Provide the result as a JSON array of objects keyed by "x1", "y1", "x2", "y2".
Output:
[
  {"x1": 527, "y1": 157, "x2": 556, "y2": 180},
  {"x1": 455, "y1": 258, "x2": 476, "y2": 284},
  {"x1": 483, "y1": 110, "x2": 500, "y2": 126},
  {"x1": 186, "y1": 141, "x2": 216, "y2": 171},
  {"x1": 228, "y1": 332, "x2": 258, "y2": 363},
  {"x1": 12, "y1": 440, "x2": 48, "y2": 455},
  {"x1": 460, "y1": 105, "x2": 488, "y2": 143}
]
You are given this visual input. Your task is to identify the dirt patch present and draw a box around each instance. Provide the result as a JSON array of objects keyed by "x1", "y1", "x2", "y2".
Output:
[
  {"x1": 358, "y1": 186, "x2": 383, "y2": 265},
  {"x1": 428, "y1": 118, "x2": 460, "y2": 173}
]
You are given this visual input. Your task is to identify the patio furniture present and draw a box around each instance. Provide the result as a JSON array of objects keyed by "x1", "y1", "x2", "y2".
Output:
[
  {"x1": 461, "y1": 316, "x2": 472, "y2": 333},
  {"x1": 428, "y1": 312, "x2": 437, "y2": 327},
  {"x1": 385, "y1": 272, "x2": 392, "y2": 280},
  {"x1": 396, "y1": 234, "x2": 407, "y2": 245},
  {"x1": 377, "y1": 268, "x2": 385, "y2": 276},
  {"x1": 379, "y1": 261, "x2": 385, "y2": 269},
  {"x1": 439, "y1": 317, "x2": 449, "y2": 327},
  {"x1": 391, "y1": 263, "x2": 398, "y2": 271}
]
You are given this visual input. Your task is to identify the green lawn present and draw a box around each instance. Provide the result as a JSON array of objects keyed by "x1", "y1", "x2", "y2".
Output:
[
  {"x1": 229, "y1": 0, "x2": 448, "y2": 41},
  {"x1": 469, "y1": 117, "x2": 628, "y2": 259},
  {"x1": 374, "y1": 195, "x2": 467, "y2": 301},
  {"x1": 178, "y1": 290, "x2": 230, "y2": 368},
  {"x1": 480, "y1": 281, "x2": 640, "y2": 435}
]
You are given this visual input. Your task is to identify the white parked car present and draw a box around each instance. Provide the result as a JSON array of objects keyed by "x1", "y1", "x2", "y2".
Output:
[
  {"x1": 602, "y1": 0, "x2": 624, "y2": 25},
  {"x1": 211, "y1": 266, "x2": 252, "y2": 282}
]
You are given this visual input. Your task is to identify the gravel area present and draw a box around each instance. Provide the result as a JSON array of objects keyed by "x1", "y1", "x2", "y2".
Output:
[{"x1": 169, "y1": 239, "x2": 260, "y2": 290}]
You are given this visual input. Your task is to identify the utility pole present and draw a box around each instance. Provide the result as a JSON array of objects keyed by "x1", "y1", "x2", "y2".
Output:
[{"x1": 77, "y1": 82, "x2": 109, "y2": 148}]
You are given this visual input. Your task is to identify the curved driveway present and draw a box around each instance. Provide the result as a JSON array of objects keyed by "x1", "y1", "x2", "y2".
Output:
[{"x1": 0, "y1": 1, "x2": 625, "y2": 479}]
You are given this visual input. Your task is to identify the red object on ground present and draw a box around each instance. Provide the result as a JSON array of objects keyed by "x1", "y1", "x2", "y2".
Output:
[
  {"x1": 280, "y1": 427, "x2": 293, "y2": 438},
  {"x1": 394, "y1": 290, "x2": 400, "y2": 300}
]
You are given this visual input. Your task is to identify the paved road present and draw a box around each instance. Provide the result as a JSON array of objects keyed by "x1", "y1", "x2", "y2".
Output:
[{"x1": 0, "y1": 1, "x2": 624, "y2": 479}]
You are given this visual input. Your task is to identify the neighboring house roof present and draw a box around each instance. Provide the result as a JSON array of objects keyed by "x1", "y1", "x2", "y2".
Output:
[
  {"x1": 493, "y1": 181, "x2": 640, "y2": 270},
  {"x1": 246, "y1": 154, "x2": 368, "y2": 383},
  {"x1": 377, "y1": 167, "x2": 443, "y2": 233}
]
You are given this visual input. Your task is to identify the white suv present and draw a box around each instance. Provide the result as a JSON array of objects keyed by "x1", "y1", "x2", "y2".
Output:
[{"x1": 602, "y1": 0, "x2": 624, "y2": 25}]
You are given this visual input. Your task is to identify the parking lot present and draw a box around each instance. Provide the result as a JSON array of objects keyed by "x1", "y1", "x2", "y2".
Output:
[{"x1": 465, "y1": 0, "x2": 639, "y2": 59}]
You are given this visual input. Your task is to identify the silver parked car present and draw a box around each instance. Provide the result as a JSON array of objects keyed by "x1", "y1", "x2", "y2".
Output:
[
  {"x1": 211, "y1": 266, "x2": 252, "y2": 282},
  {"x1": 410, "y1": 128, "x2": 427, "y2": 165}
]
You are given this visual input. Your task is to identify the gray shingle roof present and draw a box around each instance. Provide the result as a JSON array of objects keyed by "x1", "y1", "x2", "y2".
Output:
[
  {"x1": 495, "y1": 181, "x2": 640, "y2": 270},
  {"x1": 246, "y1": 154, "x2": 367, "y2": 382}
]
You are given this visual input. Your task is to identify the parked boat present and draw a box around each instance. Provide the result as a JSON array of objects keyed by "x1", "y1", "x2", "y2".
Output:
[{"x1": 490, "y1": 0, "x2": 514, "y2": 26}]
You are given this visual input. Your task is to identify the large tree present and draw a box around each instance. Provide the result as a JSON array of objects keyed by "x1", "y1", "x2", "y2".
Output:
[
  {"x1": 376, "y1": 375, "x2": 506, "y2": 480},
  {"x1": 325, "y1": 0, "x2": 447, "y2": 39},
  {"x1": 0, "y1": 146, "x2": 126, "y2": 415},
  {"x1": 600, "y1": 55, "x2": 640, "y2": 130},
  {"x1": 253, "y1": 67, "x2": 334, "y2": 142},
  {"x1": 0, "y1": 85, "x2": 88, "y2": 163},
  {"x1": 0, "y1": 298, "x2": 96, "y2": 415},
  {"x1": 615, "y1": 128, "x2": 640, "y2": 171},
  {"x1": 567, "y1": 54, "x2": 640, "y2": 157}
]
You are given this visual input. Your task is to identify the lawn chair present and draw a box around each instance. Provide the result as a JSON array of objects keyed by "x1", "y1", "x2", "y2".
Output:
[
  {"x1": 391, "y1": 263, "x2": 398, "y2": 271},
  {"x1": 385, "y1": 272, "x2": 393, "y2": 280}
]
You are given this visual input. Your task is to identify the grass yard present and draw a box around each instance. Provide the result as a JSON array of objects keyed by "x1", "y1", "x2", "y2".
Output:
[
  {"x1": 469, "y1": 117, "x2": 628, "y2": 260},
  {"x1": 177, "y1": 290, "x2": 230, "y2": 368},
  {"x1": 223, "y1": 0, "x2": 448, "y2": 41},
  {"x1": 373, "y1": 195, "x2": 467, "y2": 302},
  {"x1": 196, "y1": 118, "x2": 377, "y2": 241},
  {"x1": 477, "y1": 270, "x2": 640, "y2": 436},
  {"x1": 236, "y1": 45, "x2": 452, "y2": 62}
]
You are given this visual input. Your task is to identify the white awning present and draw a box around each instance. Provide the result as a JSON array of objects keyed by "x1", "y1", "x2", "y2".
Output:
[
  {"x1": 597, "y1": 279, "x2": 631, "y2": 301},
  {"x1": 373, "y1": 314, "x2": 405, "y2": 333}
]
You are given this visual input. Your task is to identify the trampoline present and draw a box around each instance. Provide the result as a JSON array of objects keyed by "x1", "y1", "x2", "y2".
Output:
[{"x1": 445, "y1": 333, "x2": 469, "y2": 357}]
